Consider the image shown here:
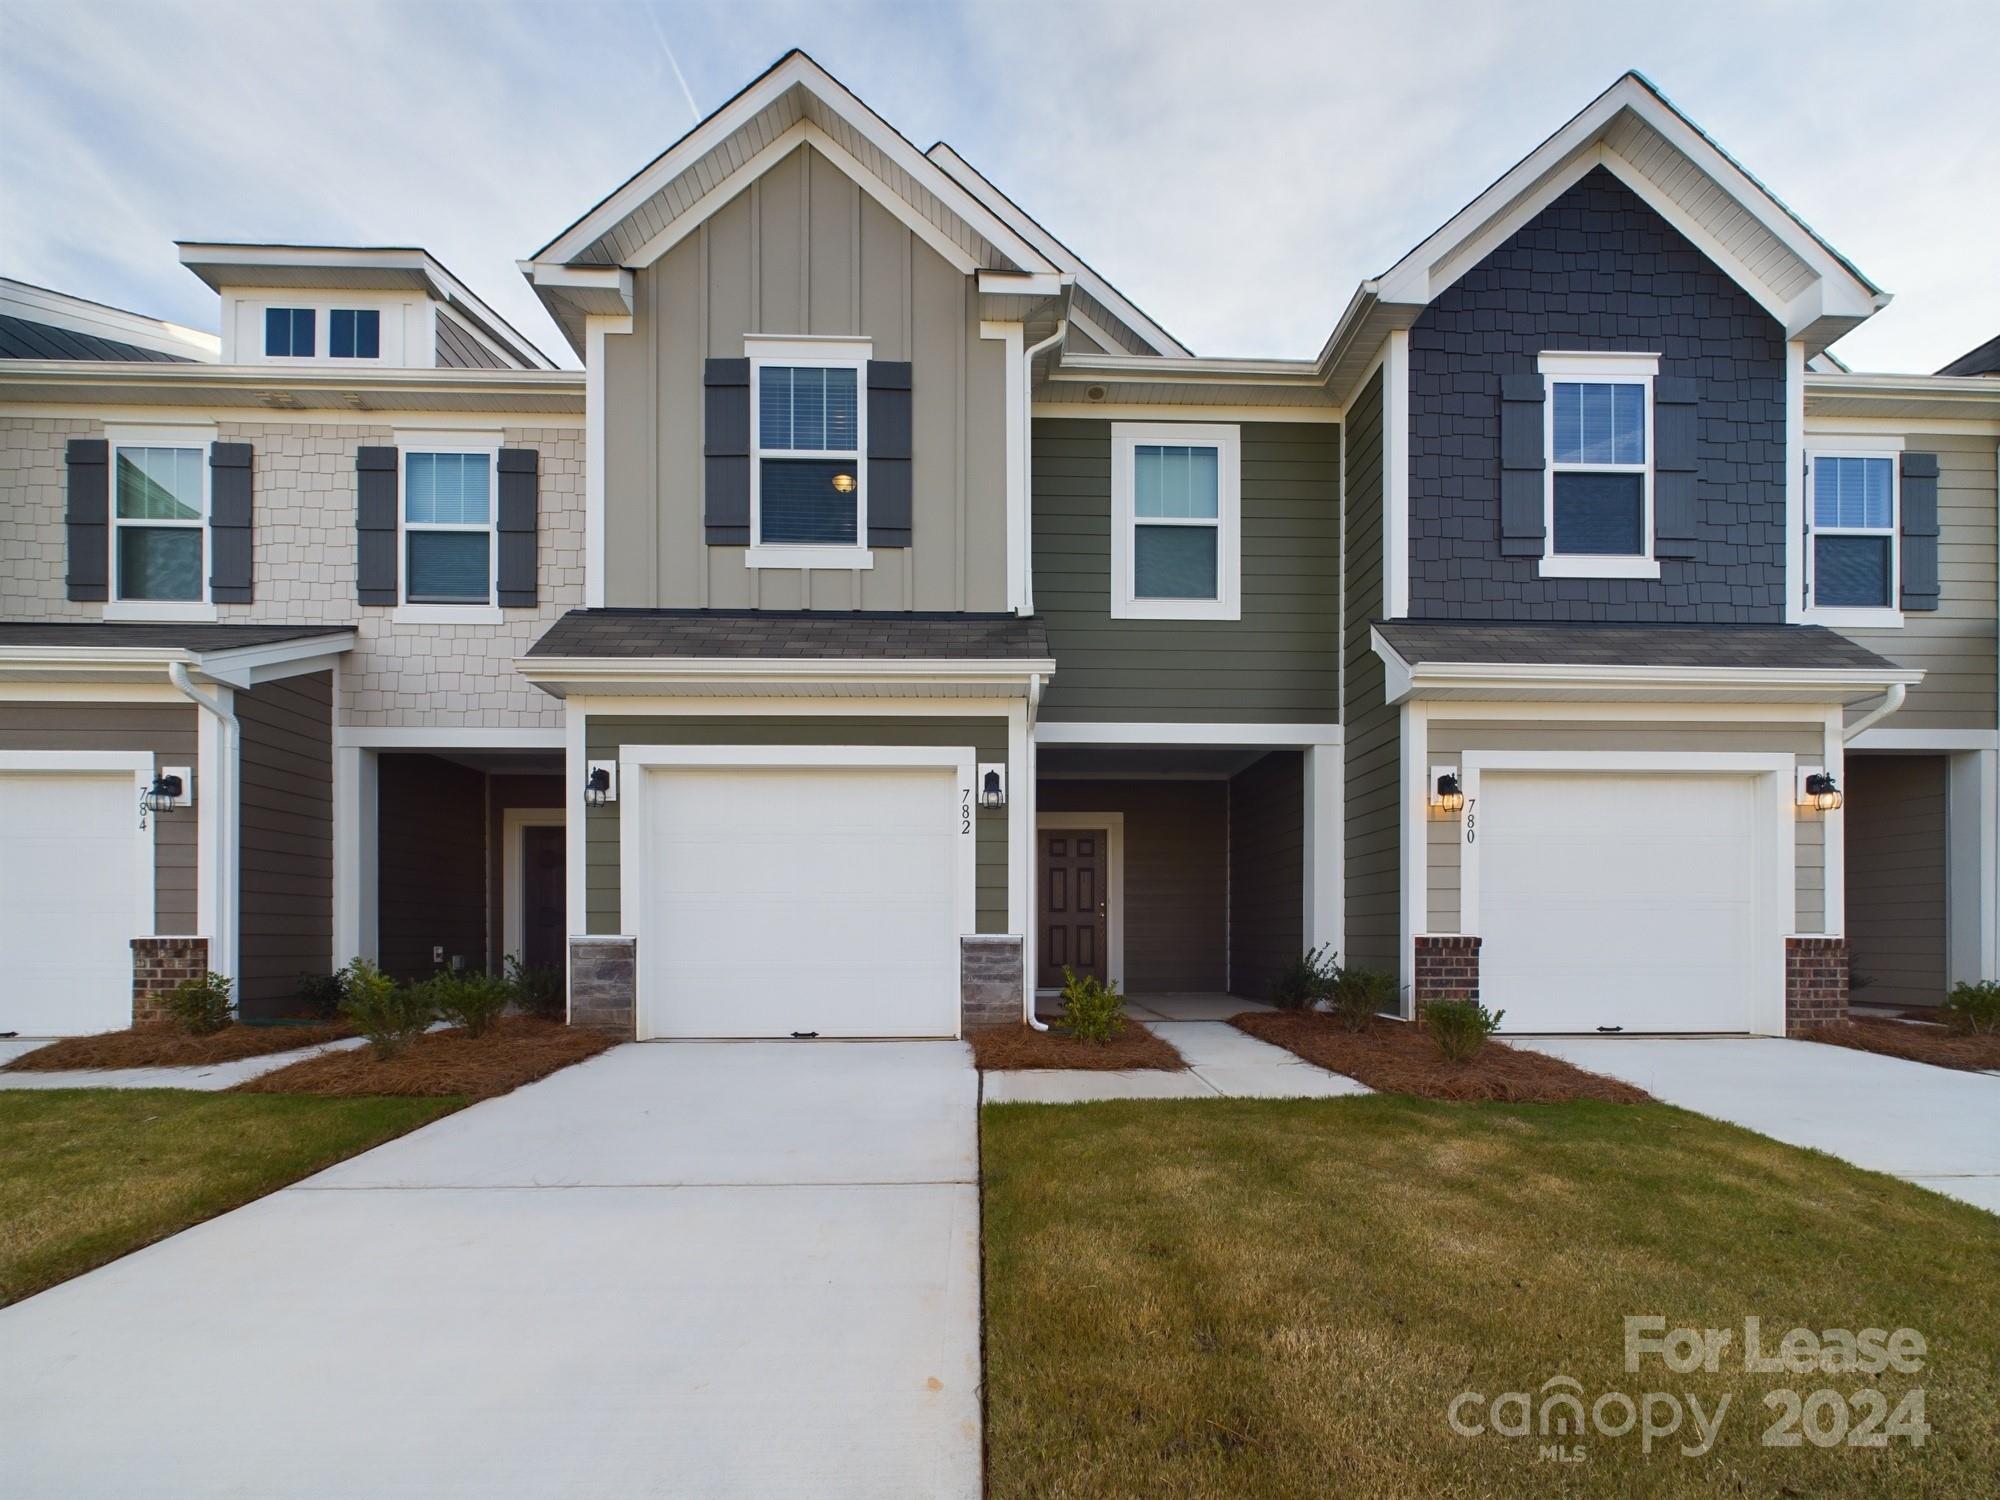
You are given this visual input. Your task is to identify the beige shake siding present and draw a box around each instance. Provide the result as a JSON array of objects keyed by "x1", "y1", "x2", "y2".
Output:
[{"x1": 600, "y1": 143, "x2": 1009, "y2": 613}]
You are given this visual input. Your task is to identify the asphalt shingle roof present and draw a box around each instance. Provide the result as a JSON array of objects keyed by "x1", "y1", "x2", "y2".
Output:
[
  {"x1": 0, "y1": 623, "x2": 352, "y2": 652},
  {"x1": 1375, "y1": 619, "x2": 1903, "y2": 673},
  {"x1": 527, "y1": 609, "x2": 1051, "y2": 661}
]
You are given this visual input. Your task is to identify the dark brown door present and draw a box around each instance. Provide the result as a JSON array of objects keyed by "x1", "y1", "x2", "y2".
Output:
[
  {"x1": 522, "y1": 824, "x2": 566, "y2": 974},
  {"x1": 1039, "y1": 829, "x2": 1106, "y2": 989}
]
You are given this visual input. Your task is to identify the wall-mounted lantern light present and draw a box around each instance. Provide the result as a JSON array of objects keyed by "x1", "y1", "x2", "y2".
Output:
[
  {"x1": 1430, "y1": 768, "x2": 1465, "y2": 814},
  {"x1": 1798, "y1": 769, "x2": 1843, "y2": 812},
  {"x1": 584, "y1": 761, "x2": 617, "y2": 809},
  {"x1": 140, "y1": 766, "x2": 192, "y2": 828},
  {"x1": 978, "y1": 762, "x2": 1007, "y2": 811}
]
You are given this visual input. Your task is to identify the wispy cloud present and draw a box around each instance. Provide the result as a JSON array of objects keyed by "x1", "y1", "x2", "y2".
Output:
[{"x1": 1, "y1": 0, "x2": 1993, "y2": 371}]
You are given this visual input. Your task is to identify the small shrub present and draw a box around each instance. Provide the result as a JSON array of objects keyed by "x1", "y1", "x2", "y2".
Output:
[
  {"x1": 503, "y1": 955, "x2": 565, "y2": 1021},
  {"x1": 1943, "y1": 981, "x2": 2000, "y2": 1035},
  {"x1": 1269, "y1": 944, "x2": 1339, "y2": 1012},
  {"x1": 294, "y1": 970, "x2": 348, "y2": 1020},
  {"x1": 338, "y1": 957, "x2": 434, "y2": 1060},
  {"x1": 1059, "y1": 967, "x2": 1125, "y2": 1044},
  {"x1": 1422, "y1": 997, "x2": 1505, "y2": 1063},
  {"x1": 1331, "y1": 965, "x2": 1399, "y2": 1032},
  {"x1": 164, "y1": 972, "x2": 235, "y2": 1035},
  {"x1": 419, "y1": 969, "x2": 511, "y2": 1038}
]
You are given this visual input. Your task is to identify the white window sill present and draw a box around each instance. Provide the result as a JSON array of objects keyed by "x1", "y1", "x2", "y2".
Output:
[
  {"x1": 102, "y1": 601, "x2": 218, "y2": 623},
  {"x1": 1109, "y1": 597, "x2": 1242, "y2": 622},
  {"x1": 744, "y1": 546, "x2": 874, "y2": 571},
  {"x1": 1537, "y1": 555, "x2": 1662, "y2": 581},
  {"x1": 391, "y1": 604, "x2": 503, "y2": 625},
  {"x1": 1805, "y1": 606, "x2": 1903, "y2": 630}
]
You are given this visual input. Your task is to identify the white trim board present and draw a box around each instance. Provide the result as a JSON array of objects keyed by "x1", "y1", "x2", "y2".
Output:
[
  {"x1": 1036, "y1": 811, "x2": 1125, "y2": 993},
  {"x1": 1036, "y1": 721, "x2": 1342, "y2": 746},
  {"x1": 334, "y1": 726, "x2": 563, "y2": 749}
]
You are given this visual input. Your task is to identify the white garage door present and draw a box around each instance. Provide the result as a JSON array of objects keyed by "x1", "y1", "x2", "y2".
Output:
[
  {"x1": 1477, "y1": 771, "x2": 1767, "y2": 1034},
  {"x1": 639, "y1": 766, "x2": 965, "y2": 1039},
  {"x1": 0, "y1": 772, "x2": 144, "y2": 1036}
]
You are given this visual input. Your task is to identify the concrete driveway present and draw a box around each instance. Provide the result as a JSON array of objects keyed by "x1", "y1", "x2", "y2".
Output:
[
  {"x1": 0, "y1": 1040, "x2": 981, "y2": 1499},
  {"x1": 1520, "y1": 1036, "x2": 2000, "y2": 1214}
]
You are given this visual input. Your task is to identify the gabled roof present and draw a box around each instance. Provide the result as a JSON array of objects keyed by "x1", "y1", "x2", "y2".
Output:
[
  {"x1": 1937, "y1": 333, "x2": 2000, "y2": 377},
  {"x1": 176, "y1": 244, "x2": 555, "y2": 370},
  {"x1": 0, "y1": 277, "x2": 218, "y2": 362},
  {"x1": 0, "y1": 623, "x2": 354, "y2": 688}
]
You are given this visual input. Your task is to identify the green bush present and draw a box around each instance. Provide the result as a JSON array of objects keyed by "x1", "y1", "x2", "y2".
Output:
[
  {"x1": 1059, "y1": 967, "x2": 1126, "y2": 1044},
  {"x1": 503, "y1": 955, "x2": 564, "y2": 1021},
  {"x1": 418, "y1": 969, "x2": 511, "y2": 1038},
  {"x1": 1943, "y1": 980, "x2": 2000, "y2": 1035},
  {"x1": 1422, "y1": 997, "x2": 1505, "y2": 1063},
  {"x1": 163, "y1": 972, "x2": 235, "y2": 1036},
  {"x1": 294, "y1": 970, "x2": 348, "y2": 1020},
  {"x1": 1269, "y1": 944, "x2": 1339, "y2": 1011},
  {"x1": 1331, "y1": 965, "x2": 1399, "y2": 1032},
  {"x1": 338, "y1": 958, "x2": 434, "y2": 1060}
]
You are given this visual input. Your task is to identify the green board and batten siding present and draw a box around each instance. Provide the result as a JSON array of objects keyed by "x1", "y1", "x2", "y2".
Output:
[
  {"x1": 1339, "y1": 370, "x2": 1398, "y2": 976},
  {"x1": 1032, "y1": 419, "x2": 1340, "y2": 723},
  {"x1": 583, "y1": 716, "x2": 1010, "y2": 936}
]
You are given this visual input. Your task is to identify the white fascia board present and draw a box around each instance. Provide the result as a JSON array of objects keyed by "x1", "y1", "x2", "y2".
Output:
[
  {"x1": 978, "y1": 271, "x2": 1068, "y2": 298},
  {"x1": 1385, "y1": 658, "x2": 1925, "y2": 704},
  {"x1": 1034, "y1": 721, "x2": 1342, "y2": 746},
  {"x1": 516, "y1": 655, "x2": 1058, "y2": 697},
  {"x1": 0, "y1": 633, "x2": 355, "y2": 688},
  {"x1": 534, "y1": 53, "x2": 1054, "y2": 275},
  {"x1": 191, "y1": 633, "x2": 357, "y2": 688}
]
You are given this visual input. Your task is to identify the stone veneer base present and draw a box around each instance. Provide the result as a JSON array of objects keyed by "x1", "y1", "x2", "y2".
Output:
[{"x1": 570, "y1": 936, "x2": 637, "y2": 1038}]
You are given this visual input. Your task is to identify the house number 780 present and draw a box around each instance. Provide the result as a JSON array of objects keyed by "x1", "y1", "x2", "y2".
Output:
[{"x1": 1464, "y1": 797, "x2": 1477, "y2": 846}]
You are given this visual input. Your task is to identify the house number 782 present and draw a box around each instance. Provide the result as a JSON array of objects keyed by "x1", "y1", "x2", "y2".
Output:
[{"x1": 962, "y1": 789, "x2": 972, "y2": 835}]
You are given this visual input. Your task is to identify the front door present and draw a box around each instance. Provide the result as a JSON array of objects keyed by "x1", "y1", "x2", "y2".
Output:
[
  {"x1": 521, "y1": 824, "x2": 567, "y2": 975},
  {"x1": 1038, "y1": 828, "x2": 1106, "y2": 989}
]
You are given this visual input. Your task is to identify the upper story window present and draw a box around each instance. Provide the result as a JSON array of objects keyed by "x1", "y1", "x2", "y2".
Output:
[
  {"x1": 1806, "y1": 450, "x2": 1899, "y2": 622},
  {"x1": 403, "y1": 449, "x2": 494, "y2": 605},
  {"x1": 1110, "y1": 422, "x2": 1242, "y2": 620},
  {"x1": 330, "y1": 309, "x2": 381, "y2": 359},
  {"x1": 747, "y1": 338, "x2": 870, "y2": 568},
  {"x1": 264, "y1": 307, "x2": 315, "y2": 358},
  {"x1": 113, "y1": 443, "x2": 206, "y2": 603},
  {"x1": 1538, "y1": 352, "x2": 1657, "y2": 580}
]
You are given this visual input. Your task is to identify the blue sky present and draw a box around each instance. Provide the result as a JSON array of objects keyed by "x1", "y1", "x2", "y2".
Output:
[{"x1": 2, "y1": 0, "x2": 1995, "y2": 371}]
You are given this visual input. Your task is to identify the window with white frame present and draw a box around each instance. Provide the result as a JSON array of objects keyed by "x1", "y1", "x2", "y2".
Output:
[
  {"x1": 112, "y1": 442, "x2": 207, "y2": 602},
  {"x1": 264, "y1": 307, "x2": 315, "y2": 358},
  {"x1": 1539, "y1": 352, "x2": 1656, "y2": 576},
  {"x1": 1109, "y1": 423, "x2": 1241, "y2": 620},
  {"x1": 1808, "y1": 451, "x2": 1898, "y2": 615},
  {"x1": 329, "y1": 309, "x2": 381, "y2": 359},
  {"x1": 752, "y1": 353, "x2": 864, "y2": 553},
  {"x1": 402, "y1": 448, "x2": 495, "y2": 604}
]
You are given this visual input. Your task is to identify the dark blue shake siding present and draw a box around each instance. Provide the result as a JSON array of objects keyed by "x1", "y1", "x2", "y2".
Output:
[{"x1": 1408, "y1": 167, "x2": 1788, "y2": 621}]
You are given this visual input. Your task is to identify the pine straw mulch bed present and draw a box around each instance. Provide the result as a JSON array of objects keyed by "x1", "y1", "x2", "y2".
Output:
[
  {"x1": 1232, "y1": 1012, "x2": 1653, "y2": 1103},
  {"x1": 232, "y1": 1017, "x2": 615, "y2": 1100},
  {"x1": 969, "y1": 1021, "x2": 1187, "y2": 1072},
  {"x1": 3, "y1": 1021, "x2": 351, "y2": 1072},
  {"x1": 1802, "y1": 1016, "x2": 2000, "y2": 1074}
]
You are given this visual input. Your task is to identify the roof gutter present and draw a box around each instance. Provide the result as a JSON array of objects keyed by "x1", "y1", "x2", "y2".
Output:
[{"x1": 1842, "y1": 682, "x2": 1907, "y2": 742}]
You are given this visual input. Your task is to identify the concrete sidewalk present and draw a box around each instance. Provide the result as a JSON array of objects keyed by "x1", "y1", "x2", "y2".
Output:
[{"x1": 0, "y1": 1034, "x2": 366, "y2": 1090}]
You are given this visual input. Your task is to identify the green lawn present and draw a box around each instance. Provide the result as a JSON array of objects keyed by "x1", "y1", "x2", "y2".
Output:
[
  {"x1": 0, "y1": 1089, "x2": 459, "y2": 1306},
  {"x1": 983, "y1": 1096, "x2": 2000, "y2": 1499}
]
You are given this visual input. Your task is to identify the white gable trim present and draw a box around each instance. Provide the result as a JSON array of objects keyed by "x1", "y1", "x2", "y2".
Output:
[{"x1": 535, "y1": 53, "x2": 1054, "y2": 276}]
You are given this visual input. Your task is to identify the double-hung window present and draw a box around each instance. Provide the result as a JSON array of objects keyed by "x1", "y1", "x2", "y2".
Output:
[
  {"x1": 402, "y1": 448, "x2": 495, "y2": 607},
  {"x1": 1110, "y1": 423, "x2": 1242, "y2": 620},
  {"x1": 748, "y1": 339, "x2": 868, "y2": 567},
  {"x1": 1539, "y1": 352, "x2": 1658, "y2": 580},
  {"x1": 112, "y1": 441, "x2": 207, "y2": 605},
  {"x1": 1807, "y1": 450, "x2": 1899, "y2": 621}
]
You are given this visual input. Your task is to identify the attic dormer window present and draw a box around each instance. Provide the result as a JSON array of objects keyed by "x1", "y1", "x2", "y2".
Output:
[
  {"x1": 330, "y1": 309, "x2": 380, "y2": 359},
  {"x1": 264, "y1": 308, "x2": 314, "y2": 358}
]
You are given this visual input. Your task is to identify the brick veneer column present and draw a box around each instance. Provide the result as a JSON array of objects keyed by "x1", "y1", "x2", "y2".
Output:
[
  {"x1": 1412, "y1": 935, "x2": 1481, "y2": 1016},
  {"x1": 569, "y1": 936, "x2": 636, "y2": 1038},
  {"x1": 1784, "y1": 937, "x2": 1849, "y2": 1034},
  {"x1": 131, "y1": 937, "x2": 209, "y2": 1027},
  {"x1": 961, "y1": 935, "x2": 1024, "y2": 1031}
]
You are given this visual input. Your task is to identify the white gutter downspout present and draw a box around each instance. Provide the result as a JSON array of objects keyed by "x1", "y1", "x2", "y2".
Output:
[
  {"x1": 1842, "y1": 682, "x2": 1906, "y2": 743},
  {"x1": 169, "y1": 662, "x2": 238, "y2": 983},
  {"x1": 1024, "y1": 671, "x2": 1050, "y2": 1030},
  {"x1": 1018, "y1": 320, "x2": 1066, "y2": 617}
]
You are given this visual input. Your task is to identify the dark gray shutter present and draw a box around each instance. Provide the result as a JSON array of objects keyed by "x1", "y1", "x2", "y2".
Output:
[
  {"x1": 1900, "y1": 452, "x2": 1940, "y2": 611},
  {"x1": 208, "y1": 442, "x2": 254, "y2": 603},
  {"x1": 496, "y1": 448, "x2": 538, "y2": 607},
  {"x1": 704, "y1": 357, "x2": 750, "y2": 545},
  {"x1": 1652, "y1": 377, "x2": 1699, "y2": 560},
  {"x1": 64, "y1": 438, "x2": 109, "y2": 601},
  {"x1": 355, "y1": 447, "x2": 399, "y2": 605},
  {"x1": 1498, "y1": 374, "x2": 1545, "y2": 556},
  {"x1": 867, "y1": 360, "x2": 913, "y2": 548}
]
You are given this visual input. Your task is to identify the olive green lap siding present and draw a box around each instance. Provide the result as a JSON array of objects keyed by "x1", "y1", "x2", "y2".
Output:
[
  {"x1": 1032, "y1": 419, "x2": 1341, "y2": 723},
  {"x1": 234, "y1": 671, "x2": 333, "y2": 1014},
  {"x1": 584, "y1": 716, "x2": 1009, "y2": 935},
  {"x1": 0, "y1": 701, "x2": 198, "y2": 934},
  {"x1": 1340, "y1": 369, "x2": 1398, "y2": 975}
]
